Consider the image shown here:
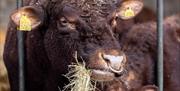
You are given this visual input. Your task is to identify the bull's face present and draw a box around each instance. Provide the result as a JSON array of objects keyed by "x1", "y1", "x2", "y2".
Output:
[
  {"x1": 10, "y1": 0, "x2": 143, "y2": 82},
  {"x1": 44, "y1": 5, "x2": 127, "y2": 81}
]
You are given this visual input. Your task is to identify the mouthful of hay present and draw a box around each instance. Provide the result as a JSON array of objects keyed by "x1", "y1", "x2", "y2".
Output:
[{"x1": 63, "y1": 60, "x2": 97, "y2": 91}]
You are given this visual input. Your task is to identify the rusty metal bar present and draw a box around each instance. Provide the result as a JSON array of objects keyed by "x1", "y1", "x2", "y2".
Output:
[
  {"x1": 17, "y1": 0, "x2": 25, "y2": 91},
  {"x1": 157, "y1": 0, "x2": 164, "y2": 91}
]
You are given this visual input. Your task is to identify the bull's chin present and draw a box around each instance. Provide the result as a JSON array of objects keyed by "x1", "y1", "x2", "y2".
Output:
[{"x1": 90, "y1": 69, "x2": 115, "y2": 82}]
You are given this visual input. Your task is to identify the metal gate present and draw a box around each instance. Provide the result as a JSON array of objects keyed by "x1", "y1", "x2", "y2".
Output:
[
  {"x1": 157, "y1": 0, "x2": 164, "y2": 91},
  {"x1": 17, "y1": 0, "x2": 25, "y2": 91},
  {"x1": 16, "y1": 0, "x2": 164, "y2": 91}
]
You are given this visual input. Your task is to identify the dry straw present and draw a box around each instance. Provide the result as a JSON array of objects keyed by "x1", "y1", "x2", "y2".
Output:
[{"x1": 63, "y1": 52, "x2": 96, "y2": 91}]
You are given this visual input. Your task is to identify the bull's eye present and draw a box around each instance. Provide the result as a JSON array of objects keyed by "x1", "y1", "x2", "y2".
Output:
[
  {"x1": 60, "y1": 17, "x2": 68, "y2": 26},
  {"x1": 59, "y1": 17, "x2": 76, "y2": 30}
]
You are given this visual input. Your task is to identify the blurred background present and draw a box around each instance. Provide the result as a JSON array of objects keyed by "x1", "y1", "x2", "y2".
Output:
[
  {"x1": 0, "y1": 0, "x2": 15, "y2": 91},
  {"x1": 0, "y1": 0, "x2": 16, "y2": 61},
  {"x1": 0, "y1": 0, "x2": 179, "y2": 91}
]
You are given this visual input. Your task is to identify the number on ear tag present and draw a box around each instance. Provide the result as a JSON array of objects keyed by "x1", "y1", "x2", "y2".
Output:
[
  {"x1": 124, "y1": 7, "x2": 135, "y2": 18},
  {"x1": 19, "y1": 15, "x2": 32, "y2": 31}
]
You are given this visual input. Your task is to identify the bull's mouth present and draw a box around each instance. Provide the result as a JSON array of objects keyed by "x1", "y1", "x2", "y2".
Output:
[
  {"x1": 91, "y1": 69, "x2": 115, "y2": 81},
  {"x1": 90, "y1": 68, "x2": 123, "y2": 82}
]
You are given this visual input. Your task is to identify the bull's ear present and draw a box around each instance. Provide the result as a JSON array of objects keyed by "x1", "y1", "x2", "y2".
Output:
[
  {"x1": 115, "y1": 0, "x2": 143, "y2": 20},
  {"x1": 11, "y1": 6, "x2": 44, "y2": 30},
  {"x1": 141, "y1": 85, "x2": 158, "y2": 91}
]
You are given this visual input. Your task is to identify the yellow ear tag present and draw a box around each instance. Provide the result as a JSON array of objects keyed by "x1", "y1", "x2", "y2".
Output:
[
  {"x1": 124, "y1": 7, "x2": 135, "y2": 18},
  {"x1": 19, "y1": 15, "x2": 32, "y2": 31}
]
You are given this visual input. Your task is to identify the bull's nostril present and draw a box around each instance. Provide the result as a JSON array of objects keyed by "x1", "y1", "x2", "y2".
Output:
[
  {"x1": 102, "y1": 54, "x2": 124, "y2": 65},
  {"x1": 102, "y1": 54, "x2": 125, "y2": 73},
  {"x1": 115, "y1": 73, "x2": 122, "y2": 77},
  {"x1": 101, "y1": 54, "x2": 110, "y2": 63}
]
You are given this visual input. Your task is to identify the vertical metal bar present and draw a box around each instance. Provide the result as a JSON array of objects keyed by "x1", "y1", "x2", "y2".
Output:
[
  {"x1": 17, "y1": 0, "x2": 25, "y2": 91},
  {"x1": 157, "y1": 0, "x2": 164, "y2": 91}
]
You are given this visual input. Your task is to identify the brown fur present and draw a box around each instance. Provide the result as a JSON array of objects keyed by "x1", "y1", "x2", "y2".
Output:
[
  {"x1": 114, "y1": 14, "x2": 180, "y2": 91},
  {"x1": 134, "y1": 7, "x2": 156, "y2": 23},
  {"x1": 120, "y1": 22, "x2": 157, "y2": 91},
  {"x1": 163, "y1": 14, "x2": 180, "y2": 91}
]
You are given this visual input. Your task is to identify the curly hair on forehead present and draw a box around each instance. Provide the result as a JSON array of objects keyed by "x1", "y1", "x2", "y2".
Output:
[{"x1": 49, "y1": 0, "x2": 118, "y2": 22}]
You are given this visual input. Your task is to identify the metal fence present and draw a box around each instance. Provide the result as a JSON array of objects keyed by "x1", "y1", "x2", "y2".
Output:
[
  {"x1": 16, "y1": 0, "x2": 25, "y2": 91},
  {"x1": 157, "y1": 0, "x2": 164, "y2": 91}
]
